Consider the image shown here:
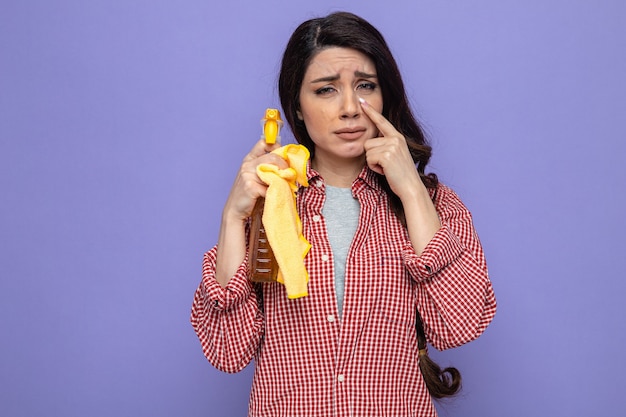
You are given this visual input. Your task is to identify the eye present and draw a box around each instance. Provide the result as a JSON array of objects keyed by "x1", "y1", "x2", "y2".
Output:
[
  {"x1": 357, "y1": 82, "x2": 377, "y2": 92},
  {"x1": 314, "y1": 86, "x2": 336, "y2": 95}
]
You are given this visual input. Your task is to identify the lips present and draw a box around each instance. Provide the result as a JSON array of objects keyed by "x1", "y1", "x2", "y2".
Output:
[{"x1": 334, "y1": 127, "x2": 367, "y2": 140}]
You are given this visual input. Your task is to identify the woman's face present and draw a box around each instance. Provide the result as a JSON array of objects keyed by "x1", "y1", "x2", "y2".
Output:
[{"x1": 297, "y1": 47, "x2": 383, "y2": 166}]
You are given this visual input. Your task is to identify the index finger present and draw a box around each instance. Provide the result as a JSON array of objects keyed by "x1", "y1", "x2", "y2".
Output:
[{"x1": 359, "y1": 98, "x2": 399, "y2": 138}]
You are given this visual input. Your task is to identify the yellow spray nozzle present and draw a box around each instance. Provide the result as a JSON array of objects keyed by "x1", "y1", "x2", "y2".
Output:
[{"x1": 262, "y1": 108, "x2": 283, "y2": 145}]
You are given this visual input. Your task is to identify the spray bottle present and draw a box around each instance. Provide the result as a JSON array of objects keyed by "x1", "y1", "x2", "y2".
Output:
[{"x1": 248, "y1": 108, "x2": 283, "y2": 282}]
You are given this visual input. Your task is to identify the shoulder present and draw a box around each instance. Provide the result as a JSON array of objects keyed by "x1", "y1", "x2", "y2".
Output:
[
  {"x1": 431, "y1": 183, "x2": 473, "y2": 221},
  {"x1": 429, "y1": 182, "x2": 456, "y2": 202}
]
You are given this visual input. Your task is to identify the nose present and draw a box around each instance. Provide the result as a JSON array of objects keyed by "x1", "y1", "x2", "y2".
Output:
[{"x1": 340, "y1": 91, "x2": 361, "y2": 119}]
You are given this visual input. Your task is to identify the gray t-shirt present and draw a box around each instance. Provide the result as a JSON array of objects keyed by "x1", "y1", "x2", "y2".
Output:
[{"x1": 321, "y1": 185, "x2": 360, "y2": 317}]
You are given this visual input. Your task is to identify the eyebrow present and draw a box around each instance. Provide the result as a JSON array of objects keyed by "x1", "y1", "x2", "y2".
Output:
[{"x1": 309, "y1": 71, "x2": 378, "y2": 84}]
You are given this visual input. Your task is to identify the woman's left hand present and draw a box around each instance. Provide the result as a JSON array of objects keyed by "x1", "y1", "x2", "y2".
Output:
[
  {"x1": 360, "y1": 98, "x2": 441, "y2": 255},
  {"x1": 360, "y1": 99, "x2": 422, "y2": 199}
]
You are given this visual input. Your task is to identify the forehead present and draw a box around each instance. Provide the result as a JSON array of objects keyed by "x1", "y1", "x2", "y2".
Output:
[{"x1": 303, "y1": 47, "x2": 376, "y2": 79}]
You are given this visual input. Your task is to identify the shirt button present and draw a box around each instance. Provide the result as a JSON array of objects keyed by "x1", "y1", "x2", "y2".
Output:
[
  {"x1": 312, "y1": 215, "x2": 321, "y2": 222},
  {"x1": 337, "y1": 374, "x2": 345, "y2": 382},
  {"x1": 327, "y1": 314, "x2": 335, "y2": 323},
  {"x1": 321, "y1": 254, "x2": 329, "y2": 262}
]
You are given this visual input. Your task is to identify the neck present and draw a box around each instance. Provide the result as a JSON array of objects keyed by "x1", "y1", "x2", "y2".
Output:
[{"x1": 311, "y1": 156, "x2": 364, "y2": 188}]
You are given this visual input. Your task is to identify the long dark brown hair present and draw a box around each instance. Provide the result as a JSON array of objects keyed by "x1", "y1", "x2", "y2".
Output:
[{"x1": 278, "y1": 11, "x2": 461, "y2": 399}]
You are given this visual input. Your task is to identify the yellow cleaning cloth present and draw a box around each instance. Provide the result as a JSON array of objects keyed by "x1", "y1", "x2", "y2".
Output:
[{"x1": 256, "y1": 144, "x2": 311, "y2": 299}]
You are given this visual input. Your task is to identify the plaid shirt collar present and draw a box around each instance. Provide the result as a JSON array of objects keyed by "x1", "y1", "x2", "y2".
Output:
[{"x1": 302, "y1": 163, "x2": 382, "y2": 196}]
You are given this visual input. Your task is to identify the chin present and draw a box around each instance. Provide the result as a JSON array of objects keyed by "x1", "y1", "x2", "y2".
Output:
[{"x1": 338, "y1": 148, "x2": 367, "y2": 161}]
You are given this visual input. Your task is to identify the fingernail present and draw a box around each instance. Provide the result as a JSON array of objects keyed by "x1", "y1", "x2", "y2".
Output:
[{"x1": 358, "y1": 97, "x2": 367, "y2": 106}]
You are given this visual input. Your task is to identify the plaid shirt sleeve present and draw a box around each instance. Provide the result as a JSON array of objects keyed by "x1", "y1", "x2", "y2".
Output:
[
  {"x1": 404, "y1": 184, "x2": 497, "y2": 351},
  {"x1": 190, "y1": 247, "x2": 264, "y2": 373}
]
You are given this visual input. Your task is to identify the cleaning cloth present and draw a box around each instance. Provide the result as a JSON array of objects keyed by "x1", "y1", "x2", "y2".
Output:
[{"x1": 256, "y1": 144, "x2": 311, "y2": 299}]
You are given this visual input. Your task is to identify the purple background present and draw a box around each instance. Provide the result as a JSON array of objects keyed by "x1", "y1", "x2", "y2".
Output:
[{"x1": 2, "y1": 1, "x2": 625, "y2": 416}]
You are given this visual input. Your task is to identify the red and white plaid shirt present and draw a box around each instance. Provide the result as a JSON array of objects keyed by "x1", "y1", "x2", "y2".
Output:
[{"x1": 191, "y1": 166, "x2": 496, "y2": 416}]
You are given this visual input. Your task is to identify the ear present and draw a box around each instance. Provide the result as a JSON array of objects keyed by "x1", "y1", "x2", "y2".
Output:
[{"x1": 296, "y1": 110, "x2": 303, "y2": 121}]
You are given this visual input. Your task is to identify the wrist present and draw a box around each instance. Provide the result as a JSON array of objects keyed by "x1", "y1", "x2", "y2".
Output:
[{"x1": 219, "y1": 202, "x2": 248, "y2": 228}]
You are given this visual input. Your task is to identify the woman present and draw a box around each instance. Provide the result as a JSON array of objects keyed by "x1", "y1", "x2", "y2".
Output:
[{"x1": 191, "y1": 11, "x2": 496, "y2": 416}]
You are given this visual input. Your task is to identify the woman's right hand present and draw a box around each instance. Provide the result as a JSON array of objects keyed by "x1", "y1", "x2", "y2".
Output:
[
  {"x1": 222, "y1": 139, "x2": 288, "y2": 222},
  {"x1": 215, "y1": 139, "x2": 288, "y2": 287}
]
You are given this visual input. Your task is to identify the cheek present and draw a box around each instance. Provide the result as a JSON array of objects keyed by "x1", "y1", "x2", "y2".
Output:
[
  {"x1": 371, "y1": 95, "x2": 384, "y2": 113},
  {"x1": 302, "y1": 108, "x2": 330, "y2": 131}
]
